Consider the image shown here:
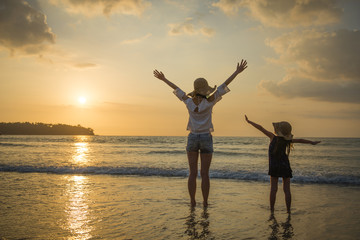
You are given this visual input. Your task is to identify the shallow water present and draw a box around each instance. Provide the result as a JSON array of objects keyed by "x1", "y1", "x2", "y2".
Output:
[{"x1": 1, "y1": 172, "x2": 359, "y2": 239}]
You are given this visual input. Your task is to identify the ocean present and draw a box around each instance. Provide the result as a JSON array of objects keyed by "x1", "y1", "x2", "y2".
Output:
[
  {"x1": 1, "y1": 135, "x2": 359, "y2": 184},
  {"x1": 1, "y1": 135, "x2": 360, "y2": 239}
]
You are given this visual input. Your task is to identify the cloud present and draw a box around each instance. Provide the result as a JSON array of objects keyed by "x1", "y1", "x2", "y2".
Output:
[
  {"x1": 260, "y1": 77, "x2": 360, "y2": 103},
  {"x1": 212, "y1": 0, "x2": 246, "y2": 15},
  {"x1": 298, "y1": 108, "x2": 360, "y2": 120},
  {"x1": 51, "y1": 0, "x2": 151, "y2": 17},
  {"x1": 267, "y1": 29, "x2": 360, "y2": 81},
  {"x1": 260, "y1": 29, "x2": 360, "y2": 103},
  {"x1": 168, "y1": 18, "x2": 215, "y2": 37},
  {"x1": 72, "y1": 62, "x2": 97, "y2": 69},
  {"x1": 200, "y1": 27, "x2": 216, "y2": 37},
  {"x1": 0, "y1": 0, "x2": 55, "y2": 56},
  {"x1": 213, "y1": 0, "x2": 343, "y2": 28},
  {"x1": 121, "y1": 33, "x2": 152, "y2": 45}
]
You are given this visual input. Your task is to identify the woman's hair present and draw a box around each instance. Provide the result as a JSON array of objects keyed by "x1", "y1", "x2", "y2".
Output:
[{"x1": 272, "y1": 137, "x2": 293, "y2": 156}]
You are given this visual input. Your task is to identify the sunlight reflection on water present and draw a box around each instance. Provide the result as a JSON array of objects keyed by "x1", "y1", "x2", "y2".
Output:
[
  {"x1": 64, "y1": 175, "x2": 93, "y2": 240},
  {"x1": 64, "y1": 136, "x2": 94, "y2": 239},
  {"x1": 72, "y1": 136, "x2": 90, "y2": 166}
]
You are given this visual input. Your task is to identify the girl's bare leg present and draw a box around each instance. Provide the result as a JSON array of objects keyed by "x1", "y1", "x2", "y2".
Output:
[
  {"x1": 187, "y1": 151, "x2": 199, "y2": 207},
  {"x1": 283, "y1": 177, "x2": 291, "y2": 213},
  {"x1": 200, "y1": 153, "x2": 212, "y2": 207},
  {"x1": 270, "y1": 177, "x2": 279, "y2": 212}
]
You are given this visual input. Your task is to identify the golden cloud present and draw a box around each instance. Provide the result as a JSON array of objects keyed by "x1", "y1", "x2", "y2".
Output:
[
  {"x1": 168, "y1": 18, "x2": 215, "y2": 37},
  {"x1": 260, "y1": 29, "x2": 360, "y2": 103}
]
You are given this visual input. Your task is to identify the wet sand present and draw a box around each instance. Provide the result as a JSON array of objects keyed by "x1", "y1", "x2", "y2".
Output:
[{"x1": 1, "y1": 172, "x2": 359, "y2": 239}]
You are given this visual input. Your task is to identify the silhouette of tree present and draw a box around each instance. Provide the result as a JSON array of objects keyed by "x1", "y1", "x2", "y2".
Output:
[{"x1": 0, "y1": 122, "x2": 94, "y2": 135}]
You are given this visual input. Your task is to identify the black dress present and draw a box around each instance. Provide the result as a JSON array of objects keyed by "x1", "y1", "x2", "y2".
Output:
[{"x1": 268, "y1": 136, "x2": 293, "y2": 178}]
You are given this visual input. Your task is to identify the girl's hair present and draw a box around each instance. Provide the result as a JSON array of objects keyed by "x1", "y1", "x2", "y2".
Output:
[
  {"x1": 272, "y1": 137, "x2": 293, "y2": 156},
  {"x1": 195, "y1": 93, "x2": 207, "y2": 98}
]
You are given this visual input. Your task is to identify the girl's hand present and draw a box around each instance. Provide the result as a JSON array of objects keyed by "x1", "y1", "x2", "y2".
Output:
[
  {"x1": 153, "y1": 70, "x2": 166, "y2": 81},
  {"x1": 236, "y1": 59, "x2": 248, "y2": 74},
  {"x1": 311, "y1": 141, "x2": 321, "y2": 145},
  {"x1": 245, "y1": 115, "x2": 250, "y2": 123}
]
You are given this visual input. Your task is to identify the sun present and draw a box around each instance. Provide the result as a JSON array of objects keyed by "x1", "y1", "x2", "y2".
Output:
[{"x1": 78, "y1": 96, "x2": 87, "y2": 104}]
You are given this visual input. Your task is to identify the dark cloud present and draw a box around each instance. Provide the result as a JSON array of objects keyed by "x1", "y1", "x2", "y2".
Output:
[
  {"x1": 261, "y1": 29, "x2": 360, "y2": 103},
  {"x1": 298, "y1": 108, "x2": 360, "y2": 120},
  {"x1": 267, "y1": 29, "x2": 360, "y2": 81},
  {"x1": 260, "y1": 77, "x2": 360, "y2": 103},
  {"x1": 0, "y1": 0, "x2": 55, "y2": 55},
  {"x1": 213, "y1": 0, "x2": 342, "y2": 28},
  {"x1": 52, "y1": 0, "x2": 150, "y2": 17}
]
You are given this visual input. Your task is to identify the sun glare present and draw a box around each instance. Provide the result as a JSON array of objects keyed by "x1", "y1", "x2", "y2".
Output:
[{"x1": 78, "y1": 96, "x2": 87, "y2": 104}]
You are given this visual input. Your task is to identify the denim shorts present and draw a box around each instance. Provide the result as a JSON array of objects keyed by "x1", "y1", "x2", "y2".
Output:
[{"x1": 186, "y1": 132, "x2": 213, "y2": 153}]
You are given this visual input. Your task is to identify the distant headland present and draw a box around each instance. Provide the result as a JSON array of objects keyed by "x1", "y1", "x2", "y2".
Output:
[{"x1": 0, "y1": 122, "x2": 94, "y2": 135}]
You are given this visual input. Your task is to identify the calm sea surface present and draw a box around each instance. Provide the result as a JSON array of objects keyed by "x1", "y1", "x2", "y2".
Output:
[{"x1": 0, "y1": 135, "x2": 359, "y2": 185}]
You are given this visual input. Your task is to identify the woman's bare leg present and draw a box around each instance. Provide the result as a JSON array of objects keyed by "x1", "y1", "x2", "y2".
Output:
[
  {"x1": 283, "y1": 177, "x2": 291, "y2": 213},
  {"x1": 270, "y1": 177, "x2": 279, "y2": 212},
  {"x1": 187, "y1": 151, "x2": 199, "y2": 207},
  {"x1": 200, "y1": 153, "x2": 212, "y2": 207}
]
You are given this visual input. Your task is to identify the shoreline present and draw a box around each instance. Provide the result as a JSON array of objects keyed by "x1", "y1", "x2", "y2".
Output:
[{"x1": 1, "y1": 172, "x2": 359, "y2": 239}]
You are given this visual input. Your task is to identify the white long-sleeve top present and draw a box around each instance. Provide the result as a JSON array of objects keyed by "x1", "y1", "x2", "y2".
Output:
[{"x1": 173, "y1": 83, "x2": 230, "y2": 133}]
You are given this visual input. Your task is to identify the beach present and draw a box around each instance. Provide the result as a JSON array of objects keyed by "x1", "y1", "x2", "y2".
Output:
[
  {"x1": 1, "y1": 172, "x2": 359, "y2": 239},
  {"x1": 1, "y1": 135, "x2": 360, "y2": 239}
]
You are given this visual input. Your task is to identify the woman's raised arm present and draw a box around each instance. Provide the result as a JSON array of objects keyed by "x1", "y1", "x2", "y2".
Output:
[
  {"x1": 153, "y1": 69, "x2": 179, "y2": 90},
  {"x1": 223, "y1": 59, "x2": 248, "y2": 86}
]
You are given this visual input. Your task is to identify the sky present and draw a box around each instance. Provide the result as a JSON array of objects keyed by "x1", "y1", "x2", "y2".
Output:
[{"x1": 0, "y1": 0, "x2": 360, "y2": 137}]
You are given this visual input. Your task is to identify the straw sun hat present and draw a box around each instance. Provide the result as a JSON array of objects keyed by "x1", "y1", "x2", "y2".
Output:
[
  {"x1": 272, "y1": 121, "x2": 293, "y2": 140},
  {"x1": 188, "y1": 78, "x2": 216, "y2": 97}
]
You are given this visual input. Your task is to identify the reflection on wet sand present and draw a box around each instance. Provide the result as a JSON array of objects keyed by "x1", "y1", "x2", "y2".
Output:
[
  {"x1": 268, "y1": 214, "x2": 294, "y2": 240},
  {"x1": 64, "y1": 175, "x2": 93, "y2": 240},
  {"x1": 185, "y1": 207, "x2": 212, "y2": 239}
]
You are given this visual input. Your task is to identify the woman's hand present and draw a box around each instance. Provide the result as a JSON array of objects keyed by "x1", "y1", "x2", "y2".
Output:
[
  {"x1": 153, "y1": 69, "x2": 180, "y2": 90},
  {"x1": 236, "y1": 59, "x2": 248, "y2": 74},
  {"x1": 153, "y1": 70, "x2": 166, "y2": 81},
  {"x1": 223, "y1": 59, "x2": 248, "y2": 86},
  {"x1": 311, "y1": 141, "x2": 321, "y2": 145}
]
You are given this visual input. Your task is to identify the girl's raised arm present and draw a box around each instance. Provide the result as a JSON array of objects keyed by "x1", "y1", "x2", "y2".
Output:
[{"x1": 245, "y1": 115, "x2": 274, "y2": 140}]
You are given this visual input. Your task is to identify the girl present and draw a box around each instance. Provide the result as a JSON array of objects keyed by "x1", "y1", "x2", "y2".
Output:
[
  {"x1": 245, "y1": 115, "x2": 320, "y2": 213},
  {"x1": 153, "y1": 60, "x2": 248, "y2": 207}
]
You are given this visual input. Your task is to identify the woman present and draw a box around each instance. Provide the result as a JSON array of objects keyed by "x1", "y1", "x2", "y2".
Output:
[{"x1": 153, "y1": 60, "x2": 248, "y2": 207}]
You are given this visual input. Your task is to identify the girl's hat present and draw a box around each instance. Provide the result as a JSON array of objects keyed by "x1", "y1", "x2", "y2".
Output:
[
  {"x1": 272, "y1": 121, "x2": 293, "y2": 140},
  {"x1": 188, "y1": 78, "x2": 216, "y2": 97}
]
